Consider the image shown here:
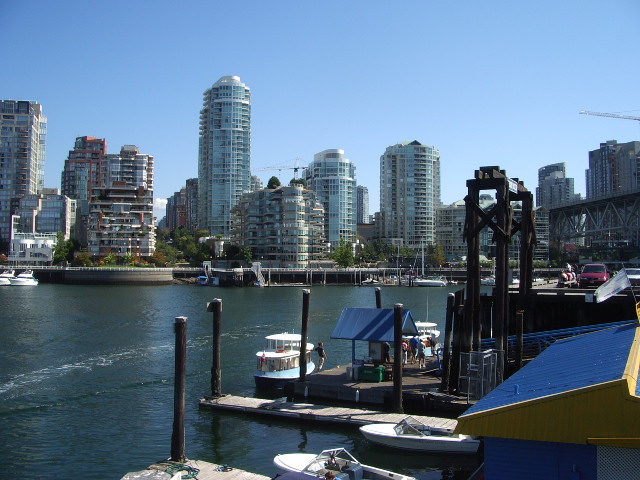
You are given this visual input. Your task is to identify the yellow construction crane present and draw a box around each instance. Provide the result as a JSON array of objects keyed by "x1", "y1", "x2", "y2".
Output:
[
  {"x1": 579, "y1": 110, "x2": 640, "y2": 123},
  {"x1": 253, "y1": 158, "x2": 306, "y2": 179}
]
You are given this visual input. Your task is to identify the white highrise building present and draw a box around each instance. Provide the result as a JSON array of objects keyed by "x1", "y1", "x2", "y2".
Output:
[
  {"x1": 305, "y1": 149, "x2": 357, "y2": 247},
  {"x1": 379, "y1": 140, "x2": 440, "y2": 248},
  {"x1": 198, "y1": 76, "x2": 251, "y2": 236}
]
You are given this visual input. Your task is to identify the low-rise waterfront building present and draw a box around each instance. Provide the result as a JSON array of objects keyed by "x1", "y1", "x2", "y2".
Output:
[
  {"x1": 456, "y1": 321, "x2": 640, "y2": 480},
  {"x1": 232, "y1": 184, "x2": 326, "y2": 268},
  {"x1": 8, "y1": 215, "x2": 57, "y2": 265}
]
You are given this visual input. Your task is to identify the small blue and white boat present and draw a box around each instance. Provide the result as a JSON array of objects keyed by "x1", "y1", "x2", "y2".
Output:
[{"x1": 255, "y1": 333, "x2": 315, "y2": 389}]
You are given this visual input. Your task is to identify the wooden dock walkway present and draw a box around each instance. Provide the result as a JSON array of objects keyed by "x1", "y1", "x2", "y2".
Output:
[
  {"x1": 122, "y1": 459, "x2": 270, "y2": 480},
  {"x1": 199, "y1": 395, "x2": 458, "y2": 433}
]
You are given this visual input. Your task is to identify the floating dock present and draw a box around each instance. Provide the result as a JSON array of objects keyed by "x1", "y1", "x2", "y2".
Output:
[
  {"x1": 200, "y1": 359, "x2": 467, "y2": 433},
  {"x1": 122, "y1": 459, "x2": 270, "y2": 480},
  {"x1": 199, "y1": 395, "x2": 458, "y2": 433}
]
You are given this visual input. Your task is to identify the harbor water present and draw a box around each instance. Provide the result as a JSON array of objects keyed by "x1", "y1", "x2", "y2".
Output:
[{"x1": 0, "y1": 283, "x2": 481, "y2": 480}]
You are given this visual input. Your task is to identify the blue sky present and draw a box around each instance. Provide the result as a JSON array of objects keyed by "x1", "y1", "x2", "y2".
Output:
[{"x1": 3, "y1": 0, "x2": 639, "y2": 221}]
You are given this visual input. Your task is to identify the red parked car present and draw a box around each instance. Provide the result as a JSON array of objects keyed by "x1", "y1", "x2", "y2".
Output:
[{"x1": 578, "y1": 263, "x2": 610, "y2": 288}]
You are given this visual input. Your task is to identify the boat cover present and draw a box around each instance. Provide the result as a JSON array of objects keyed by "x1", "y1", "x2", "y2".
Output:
[
  {"x1": 330, "y1": 308, "x2": 419, "y2": 342},
  {"x1": 272, "y1": 472, "x2": 317, "y2": 480}
]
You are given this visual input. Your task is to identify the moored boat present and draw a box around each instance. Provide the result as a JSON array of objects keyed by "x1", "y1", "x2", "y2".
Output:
[
  {"x1": 415, "y1": 321, "x2": 440, "y2": 342},
  {"x1": 0, "y1": 269, "x2": 15, "y2": 286},
  {"x1": 274, "y1": 447, "x2": 415, "y2": 480},
  {"x1": 9, "y1": 270, "x2": 38, "y2": 286},
  {"x1": 255, "y1": 333, "x2": 315, "y2": 389},
  {"x1": 359, "y1": 416, "x2": 480, "y2": 454},
  {"x1": 480, "y1": 276, "x2": 495, "y2": 286},
  {"x1": 413, "y1": 276, "x2": 447, "y2": 287}
]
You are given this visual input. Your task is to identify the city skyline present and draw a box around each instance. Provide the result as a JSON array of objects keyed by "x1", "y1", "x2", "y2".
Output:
[{"x1": 2, "y1": 1, "x2": 638, "y2": 221}]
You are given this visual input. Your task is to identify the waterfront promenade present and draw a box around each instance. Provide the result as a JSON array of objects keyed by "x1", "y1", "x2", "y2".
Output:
[{"x1": 13, "y1": 264, "x2": 561, "y2": 286}]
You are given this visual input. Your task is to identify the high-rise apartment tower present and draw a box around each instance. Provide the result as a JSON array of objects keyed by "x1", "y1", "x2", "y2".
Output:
[
  {"x1": 356, "y1": 185, "x2": 370, "y2": 224},
  {"x1": 536, "y1": 162, "x2": 578, "y2": 207},
  {"x1": 586, "y1": 140, "x2": 640, "y2": 198},
  {"x1": 305, "y1": 149, "x2": 357, "y2": 247},
  {"x1": 198, "y1": 76, "x2": 251, "y2": 237},
  {"x1": 379, "y1": 140, "x2": 440, "y2": 248},
  {"x1": 0, "y1": 100, "x2": 47, "y2": 252}
]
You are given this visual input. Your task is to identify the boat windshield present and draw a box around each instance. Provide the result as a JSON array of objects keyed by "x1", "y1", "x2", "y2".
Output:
[
  {"x1": 303, "y1": 449, "x2": 359, "y2": 475},
  {"x1": 394, "y1": 416, "x2": 430, "y2": 436}
]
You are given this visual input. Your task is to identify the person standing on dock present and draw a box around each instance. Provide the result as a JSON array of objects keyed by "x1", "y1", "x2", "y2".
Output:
[
  {"x1": 316, "y1": 342, "x2": 327, "y2": 371},
  {"x1": 410, "y1": 335, "x2": 420, "y2": 363},
  {"x1": 417, "y1": 339, "x2": 426, "y2": 368},
  {"x1": 401, "y1": 340, "x2": 408, "y2": 365}
]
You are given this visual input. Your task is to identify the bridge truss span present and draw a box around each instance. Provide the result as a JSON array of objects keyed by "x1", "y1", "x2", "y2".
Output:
[{"x1": 549, "y1": 188, "x2": 640, "y2": 253}]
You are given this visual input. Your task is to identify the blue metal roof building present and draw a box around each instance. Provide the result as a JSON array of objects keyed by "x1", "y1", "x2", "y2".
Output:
[
  {"x1": 330, "y1": 308, "x2": 418, "y2": 342},
  {"x1": 330, "y1": 308, "x2": 419, "y2": 363},
  {"x1": 455, "y1": 320, "x2": 640, "y2": 479}
]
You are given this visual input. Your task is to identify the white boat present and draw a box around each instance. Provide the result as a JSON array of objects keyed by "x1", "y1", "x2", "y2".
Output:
[
  {"x1": 9, "y1": 270, "x2": 38, "y2": 286},
  {"x1": 255, "y1": 333, "x2": 315, "y2": 389},
  {"x1": 415, "y1": 321, "x2": 440, "y2": 341},
  {"x1": 359, "y1": 416, "x2": 480, "y2": 454},
  {"x1": 480, "y1": 276, "x2": 495, "y2": 286},
  {"x1": 413, "y1": 276, "x2": 447, "y2": 287},
  {"x1": 274, "y1": 447, "x2": 415, "y2": 480},
  {"x1": 0, "y1": 269, "x2": 15, "y2": 286}
]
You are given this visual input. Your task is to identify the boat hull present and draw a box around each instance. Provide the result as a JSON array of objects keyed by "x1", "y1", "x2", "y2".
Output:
[
  {"x1": 274, "y1": 449, "x2": 414, "y2": 480},
  {"x1": 359, "y1": 424, "x2": 479, "y2": 454},
  {"x1": 254, "y1": 362, "x2": 315, "y2": 389}
]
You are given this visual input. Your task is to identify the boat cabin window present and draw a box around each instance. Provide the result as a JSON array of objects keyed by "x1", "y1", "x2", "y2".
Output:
[{"x1": 257, "y1": 354, "x2": 309, "y2": 372}]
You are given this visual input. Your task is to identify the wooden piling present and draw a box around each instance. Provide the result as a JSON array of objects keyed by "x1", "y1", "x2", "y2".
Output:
[
  {"x1": 171, "y1": 316, "x2": 187, "y2": 463},
  {"x1": 440, "y1": 293, "x2": 455, "y2": 393},
  {"x1": 392, "y1": 303, "x2": 404, "y2": 413},
  {"x1": 299, "y1": 289, "x2": 310, "y2": 381},
  {"x1": 375, "y1": 287, "x2": 382, "y2": 308},
  {"x1": 208, "y1": 299, "x2": 222, "y2": 398}
]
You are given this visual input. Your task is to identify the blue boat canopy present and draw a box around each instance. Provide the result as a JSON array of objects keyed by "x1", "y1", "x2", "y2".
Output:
[{"x1": 330, "y1": 307, "x2": 419, "y2": 342}]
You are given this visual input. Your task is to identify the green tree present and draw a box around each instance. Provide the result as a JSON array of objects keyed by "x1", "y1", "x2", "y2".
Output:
[
  {"x1": 243, "y1": 247, "x2": 253, "y2": 264},
  {"x1": 290, "y1": 178, "x2": 307, "y2": 187},
  {"x1": 52, "y1": 232, "x2": 79, "y2": 265},
  {"x1": 103, "y1": 253, "x2": 117, "y2": 265},
  {"x1": 431, "y1": 243, "x2": 446, "y2": 267},
  {"x1": 150, "y1": 249, "x2": 168, "y2": 266},
  {"x1": 121, "y1": 253, "x2": 133, "y2": 265},
  {"x1": 72, "y1": 250, "x2": 93, "y2": 267},
  {"x1": 154, "y1": 238, "x2": 180, "y2": 265},
  {"x1": 53, "y1": 232, "x2": 68, "y2": 264},
  {"x1": 267, "y1": 176, "x2": 281, "y2": 189},
  {"x1": 333, "y1": 238, "x2": 355, "y2": 268}
]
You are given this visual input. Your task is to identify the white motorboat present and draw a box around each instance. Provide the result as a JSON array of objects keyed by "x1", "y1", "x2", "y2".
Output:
[
  {"x1": 415, "y1": 321, "x2": 440, "y2": 341},
  {"x1": 9, "y1": 270, "x2": 38, "y2": 286},
  {"x1": 274, "y1": 447, "x2": 415, "y2": 480},
  {"x1": 413, "y1": 276, "x2": 447, "y2": 287},
  {"x1": 255, "y1": 333, "x2": 315, "y2": 389},
  {"x1": 0, "y1": 269, "x2": 15, "y2": 286},
  {"x1": 359, "y1": 417, "x2": 480, "y2": 454},
  {"x1": 480, "y1": 276, "x2": 495, "y2": 286}
]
